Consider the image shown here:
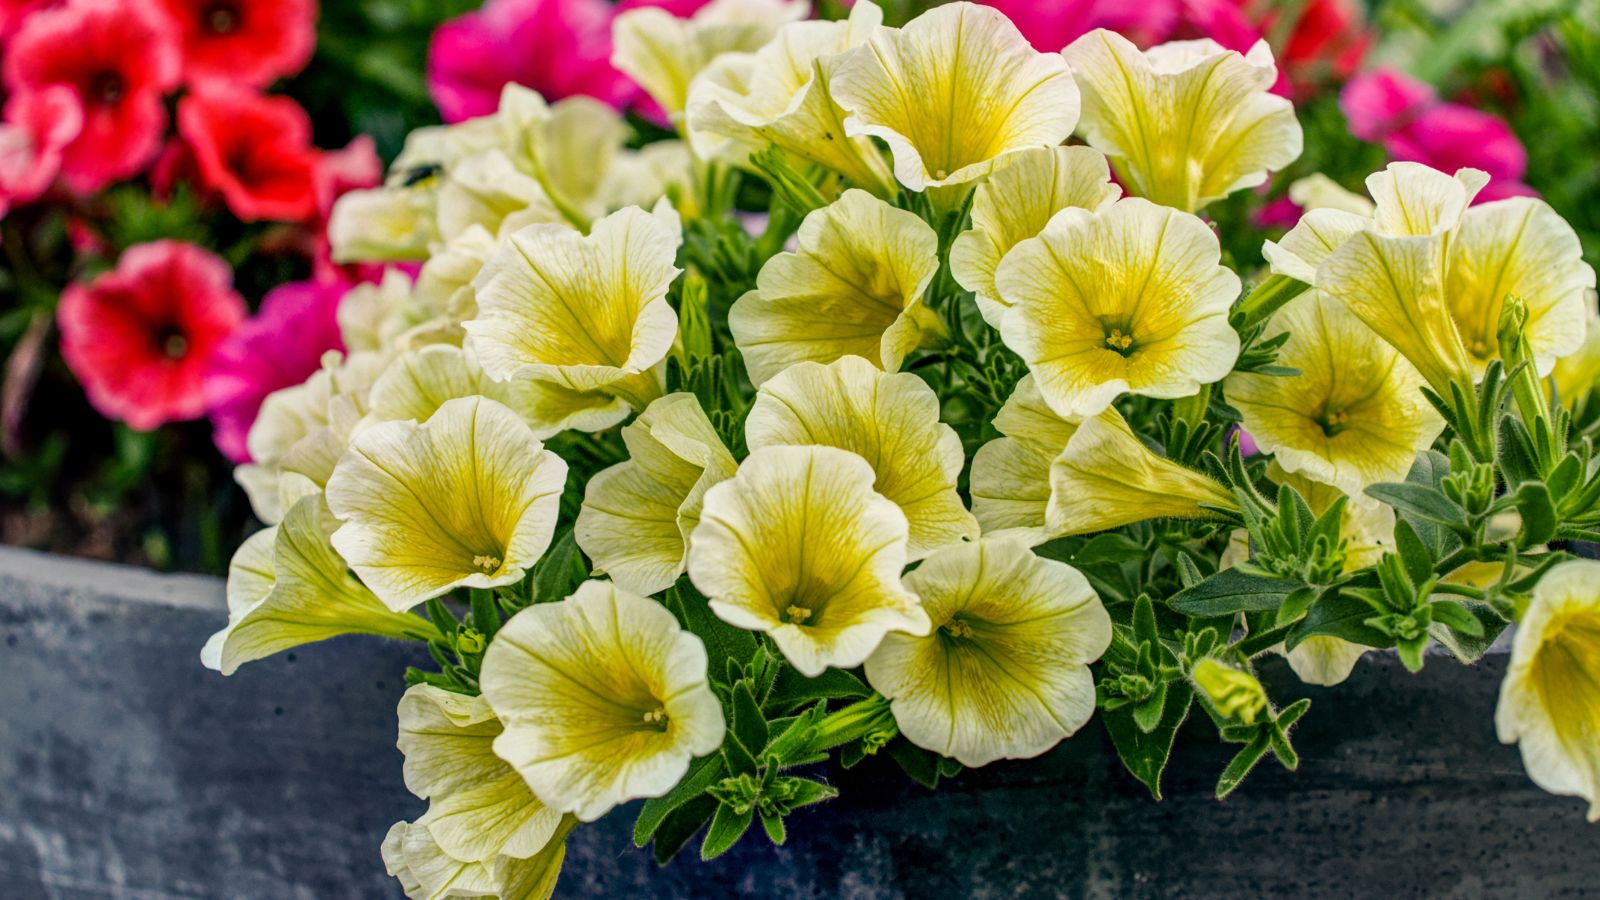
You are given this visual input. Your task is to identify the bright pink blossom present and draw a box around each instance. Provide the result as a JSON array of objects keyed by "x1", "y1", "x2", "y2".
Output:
[
  {"x1": 204, "y1": 277, "x2": 346, "y2": 461},
  {"x1": 58, "y1": 241, "x2": 247, "y2": 431},
  {"x1": 0, "y1": 0, "x2": 57, "y2": 43},
  {"x1": 0, "y1": 86, "x2": 82, "y2": 215},
  {"x1": 152, "y1": 0, "x2": 316, "y2": 89},
  {"x1": 1342, "y1": 69, "x2": 1535, "y2": 202},
  {"x1": 3, "y1": 0, "x2": 182, "y2": 194},
  {"x1": 178, "y1": 88, "x2": 321, "y2": 222}
]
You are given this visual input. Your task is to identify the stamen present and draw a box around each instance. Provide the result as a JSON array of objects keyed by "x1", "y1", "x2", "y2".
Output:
[
  {"x1": 785, "y1": 605, "x2": 813, "y2": 625},
  {"x1": 1105, "y1": 329, "x2": 1135, "y2": 352},
  {"x1": 943, "y1": 619, "x2": 974, "y2": 638},
  {"x1": 642, "y1": 708, "x2": 668, "y2": 726},
  {"x1": 472, "y1": 554, "x2": 502, "y2": 572}
]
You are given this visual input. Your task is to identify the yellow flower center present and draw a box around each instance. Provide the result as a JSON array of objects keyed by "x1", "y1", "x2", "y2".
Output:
[
  {"x1": 942, "y1": 618, "x2": 974, "y2": 639},
  {"x1": 1104, "y1": 328, "x2": 1136, "y2": 356},
  {"x1": 641, "y1": 707, "x2": 669, "y2": 729},
  {"x1": 472, "y1": 554, "x2": 502, "y2": 572},
  {"x1": 1316, "y1": 407, "x2": 1352, "y2": 437},
  {"x1": 784, "y1": 605, "x2": 813, "y2": 625}
]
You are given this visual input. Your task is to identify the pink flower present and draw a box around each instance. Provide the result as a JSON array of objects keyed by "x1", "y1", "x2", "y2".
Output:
[
  {"x1": 204, "y1": 277, "x2": 346, "y2": 461},
  {"x1": 427, "y1": 0, "x2": 626, "y2": 124},
  {"x1": 0, "y1": 85, "x2": 82, "y2": 215},
  {"x1": 0, "y1": 0, "x2": 58, "y2": 43},
  {"x1": 58, "y1": 241, "x2": 247, "y2": 431},
  {"x1": 1342, "y1": 69, "x2": 1534, "y2": 201},
  {"x1": 152, "y1": 0, "x2": 316, "y2": 89},
  {"x1": 177, "y1": 87, "x2": 321, "y2": 222},
  {"x1": 981, "y1": 0, "x2": 1174, "y2": 51},
  {"x1": 3, "y1": 0, "x2": 182, "y2": 194}
]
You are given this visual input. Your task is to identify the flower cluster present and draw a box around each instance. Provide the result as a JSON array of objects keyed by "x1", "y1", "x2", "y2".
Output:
[{"x1": 206, "y1": 2, "x2": 1600, "y2": 895}]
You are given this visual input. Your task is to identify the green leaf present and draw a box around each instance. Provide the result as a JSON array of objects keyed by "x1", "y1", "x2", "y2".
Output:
[
  {"x1": 1428, "y1": 600, "x2": 1509, "y2": 665},
  {"x1": 1132, "y1": 679, "x2": 1168, "y2": 733},
  {"x1": 885, "y1": 737, "x2": 945, "y2": 789},
  {"x1": 1512, "y1": 481, "x2": 1558, "y2": 547},
  {"x1": 634, "y1": 754, "x2": 726, "y2": 847},
  {"x1": 1103, "y1": 684, "x2": 1193, "y2": 800},
  {"x1": 1215, "y1": 730, "x2": 1272, "y2": 799},
  {"x1": 764, "y1": 665, "x2": 870, "y2": 714},
  {"x1": 650, "y1": 794, "x2": 718, "y2": 865},
  {"x1": 759, "y1": 811, "x2": 787, "y2": 846},
  {"x1": 1392, "y1": 519, "x2": 1436, "y2": 589},
  {"x1": 530, "y1": 527, "x2": 587, "y2": 605},
  {"x1": 666, "y1": 582, "x2": 758, "y2": 685},
  {"x1": 700, "y1": 802, "x2": 754, "y2": 860},
  {"x1": 732, "y1": 681, "x2": 770, "y2": 756},
  {"x1": 1071, "y1": 533, "x2": 1150, "y2": 566},
  {"x1": 776, "y1": 775, "x2": 838, "y2": 809},
  {"x1": 1284, "y1": 591, "x2": 1392, "y2": 650},
  {"x1": 1274, "y1": 585, "x2": 1318, "y2": 627},
  {"x1": 1168, "y1": 569, "x2": 1302, "y2": 616},
  {"x1": 1397, "y1": 636, "x2": 1427, "y2": 673},
  {"x1": 1364, "y1": 482, "x2": 1466, "y2": 530}
]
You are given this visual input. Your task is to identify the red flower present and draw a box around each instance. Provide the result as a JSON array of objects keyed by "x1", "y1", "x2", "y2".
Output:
[
  {"x1": 178, "y1": 88, "x2": 320, "y2": 222},
  {"x1": 152, "y1": 0, "x2": 316, "y2": 89},
  {"x1": 3, "y1": 0, "x2": 181, "y2": 194},
  {"x1": 0, "y1": 85, "x2": 82, "y2": 215},
  {"x1": 58, "y1": 241, "x2": 247, "y2": 431}
]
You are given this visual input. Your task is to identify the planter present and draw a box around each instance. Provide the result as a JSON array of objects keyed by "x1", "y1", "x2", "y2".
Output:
[{"x1": 1, "y1": 544, "x2": 1593, "y2": 898}]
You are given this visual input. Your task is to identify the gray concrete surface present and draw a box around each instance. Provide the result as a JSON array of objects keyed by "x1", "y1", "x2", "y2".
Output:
[{"x1": 0, "y1": 543, "x2": 1593, "y2": 899}]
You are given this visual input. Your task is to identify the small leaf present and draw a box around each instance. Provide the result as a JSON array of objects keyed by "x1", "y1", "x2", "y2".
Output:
[
  {"x1": 731, "y1": 681, "x2": 769, "y2": 756},
  {"x1": 1512, "y1": 481, "x2": 1558, "y2": 547},
  {"x1": 1168, "y1": 569, "x2": 1301, "y2": 616},
  {"x1": 1104, "y1": 684, "x2": 1193, "y2": 800},
  {"x1": 530, "y1": 528, "x2": 586, "y2": 604},
  {"x1": 1274, "y1": 585, "x2": 1318, "y2": 627},
  {"x1": 1285, "y1": 591, "x2": 1392, "y2": 650},
  {"x1": 1365, "y1": 482, "x2": 1466, "y2": 530},
  {"x1": 776, "y1": 776, "x2": 838, "y2": 809},
  {"x1": 651, "y1": 795, "x2": 718, "y2": 865},
  {"x1": 1392, "y1": 519, "x2": 1435, "y2": 589},
  {"x1": 1428, "y1": 600, "x2": 1508, "y2": 664},
  {"x1": 634, "y1": 753, "x2": 726, "y2": 847},
  {"x1": 759, "y1": 811, "x2": 787, "y2": 846},
  {"x1": 1072, "y1": 533, "x2": 1150, "y2": 566},
  {"x1": 1215, "y1": 730, "x2": 1272, "y2": 799},
  {"x1": 764, "y1": 666, "x2": 870, "y2": 714},
  {"x1": 885, "y1": 737, "x2": 944, "y2": 789},
  {"x1": 666, "y1": 582, "x2": 757, "y2": 684},
  {"x1": 1132, "y1": 680, "x2": 1168, "y2": 733},
  {"x1": 700, "y1": 802, "x2": 754, "y2": 860}
]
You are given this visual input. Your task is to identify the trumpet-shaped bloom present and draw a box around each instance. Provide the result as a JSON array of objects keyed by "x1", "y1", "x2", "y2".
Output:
[
  {"x1": 745, "y1": 356, "x2": 977, "y2": 559},
  {"x1": 949, "y1": 145, "x2": 1121, "y2": 328},
  {"x1": 864, "y1": 539, "x2": 1111, "y2": 767},
  {"x1": 381, "y1": 685, "x2": 573, "y2": 900},
  {"x1": 688, "y1": 445, "x2": 930, "y2": 676},
  {"x1": 831, "y1": 2, "x2": 1079, "y2": 191},
  {"x1": 1226, "y1": 292, "x2": 1442, "y2": 497},
  {"x1": 995, "y1": 197, "x2": 1240, "y2": 418},
  {"x1": 1063, "y1": 29, "x2": 1302, "y2": 213},
  {"x1": 325, "y1": 396, "x2": 568, "y2": 610},
  {"x1": 575, "y1": 393, "x2": 737, "y2": 596},
  {"x1": 327, "y1": 187, "x2": 437, "y2": 263},
  {"x1": 612, "y1": 0, "x2": 808, "y2": 117},
  {"x1": 200, "y1": 496, "x2": 439, "y2": 675},
  {"x1": 1308, "y1": 163, "x2": 1595, "y2": 388},
  {"x1": 686, "y1": 1, "x2": 893, "y2": 193},
  {"x1": 1047, "y1": 407, "x2": 1237, "y2": 536},
  {"x1": 969, "y1": 375, "x2": 1082, "y2": 544},
  {"x1": 366, "y1": 344, "x2": 630, "y2": 440},
  {"x1": 729, "y1": 189, "x2": 942, "y2": 386},
  {"x1": 465, "y1": 204, "x2": 681, "y2": 422},
  {"x1": 1497, "y1": 559, "x2": 1600, "y2": 822},
  {"x1": 478, "y1": 581, "x2": 726, "y2": 822}
]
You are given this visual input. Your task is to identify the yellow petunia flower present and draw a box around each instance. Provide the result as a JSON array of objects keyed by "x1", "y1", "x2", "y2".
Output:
[
  {"x1": 949, "y1": 145, "x2": 1121, "y2": 328},
  {"x1": 744, "y1": 355, "x2": 978, "y2": 559},
  {"x1": 1497, "y1": 559, "x2": 1600, "y2": 821},
  {"x1": 728, "y1": 188, "x2": 942, "y2": 387},
  {"x1": 1047, "y1": 406, "x2": 1238, "y2": 536},
  {"x1": 686, "y1": 0, "x2": 894, "y2": 194},
  {"x1": 864, "y1": 538, "x2": 1111, "y2": 767},
  {"x1": 688, "y1": 445, "x2": 930, "y2": 676},
  {"x1": 995, "y1": 197, "x2": 1241, "y2": 418},
  {"x1": 575, "y1": 393, "x2": 737, "y2": 597},
  {"x1": 325, "y1": 396, "x2": 568, "y2": 610},
  {"x1": 613, "y1": 0, "x2": 809, "y2": 119},
  {"x1": 1550, "y1": 305, "x2": 1600, "y2": 407},
  {"x1": 478, "y1": 580, "x2": 726, "y2": 822},
  {"x1": 200, "y1": 495, "x2": 439, "y2": 675},
  {"x1": 969, "y1": 375, "x2": 1081, "y2": 545},
  {"x1": 328, "y1": 186, "x2": 436, "y2": 263},
  {"x1": 1226, "y1": 292, "x2": 1444, "y2": 497},
  {"x1": 465, "y1": 203, "x2": 682, "y2": 423},
  {"x1": 1063, "y1": 29, "x2": 1302, "y2": 213},
  {"x1": 381, "y1": 685, "x2": 573, "y2": 900},
  {"x1": 830, "y1": 2, "x2": 1078, "y2": 192}
]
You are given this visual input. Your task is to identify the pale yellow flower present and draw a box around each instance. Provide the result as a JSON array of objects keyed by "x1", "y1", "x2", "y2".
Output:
[
  {"x1": 745, "y1": 355, "x2": 978, "y2": 559},
  {"x1": 729, "y1": 188, "x2": 942, "y2": 387},
  {"x1": 1497, "y1": 559, "x2": 1600, "y2": 821},
  {"x1": 339, "y1": 269, "x2": 451, "y2": 355},
  {"x1": 1047, "y1": 406, "x2": 1238, "y2": 536},
  {"x1": 969, "y1": 375, "x2": 1083, "y2": 545},
  {"x1": 864, "y1": 538, "x2": 1110, "y2": 767},
  {"x1": 328, "y1": 187, "x2": 435, "y2": 263},
  {"x1": 995, "y1": 197, "x2": 1241, "y2": 418},
  {"x1": 1550, "y1": 305, "x2": 1600, "y2": 406},
  {"x1": 465, "y1": 203, "x2": 682, "y2": 422},
  {"x1": 686, "y1": 1, "x2": 894, "y2": 194},
  {"x1": 1064, "y1": 30, "x2": 1302, "y2": 213},
  {"x1": 831, "y1": 2, "x2": 1079, "y2": 191},
  {"x1": 366, "y1": 344, "x2": 630, "y2": 440},
  {"x1": 575, "y1": 393, "x2": 737, "y2": 596},
  {"x1": 325, "y1": 396, "x2": 567, "y2": 610},
  {"x1": 1226, "y1": 292, "x2": 1443, "y2": 497},
  {"x1": 613, "y1": 0, "x2": 809, "y2": 118},
  {"x1": 688, "y1": 445, "x2": 930, "y2": 675},
  {"x1": 479, "y1": 580, "x2": 726, "y2": 822},
  {"x1": 1287, "y1": 173, "x2": 1375, "y2": 217},
  {"x1": 200, "y1": 495, "x2": 437, "y2": 675},
  {"x1": 435, "y1": 149, "x2": 561, "y2": 243},
  {"x1": 381, "y1": 685, "x2": 573, "y2": 900},
  {"x1": 949, "y1": 145, "x2": 1121, "y2": 328}
]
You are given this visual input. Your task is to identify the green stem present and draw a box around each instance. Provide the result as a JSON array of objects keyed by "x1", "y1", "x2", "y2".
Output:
[
  {"x1": 798, "y1": 694, "x2": 896, "y2": 757},
  {"x1": 1230, "y1": 275, "x2": 1308, "y2": 331}
]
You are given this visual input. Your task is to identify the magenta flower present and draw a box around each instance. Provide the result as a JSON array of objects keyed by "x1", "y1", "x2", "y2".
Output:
[
  {"x1": 1342, "y1": 68, "x2": 1535, "y2": 201},
  {"x1": 981, "y1": 0, "x2": 1177, "y2": 51},
  {"x1": 203, "y1": 277, "x2": 346, "y2": 462}
]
